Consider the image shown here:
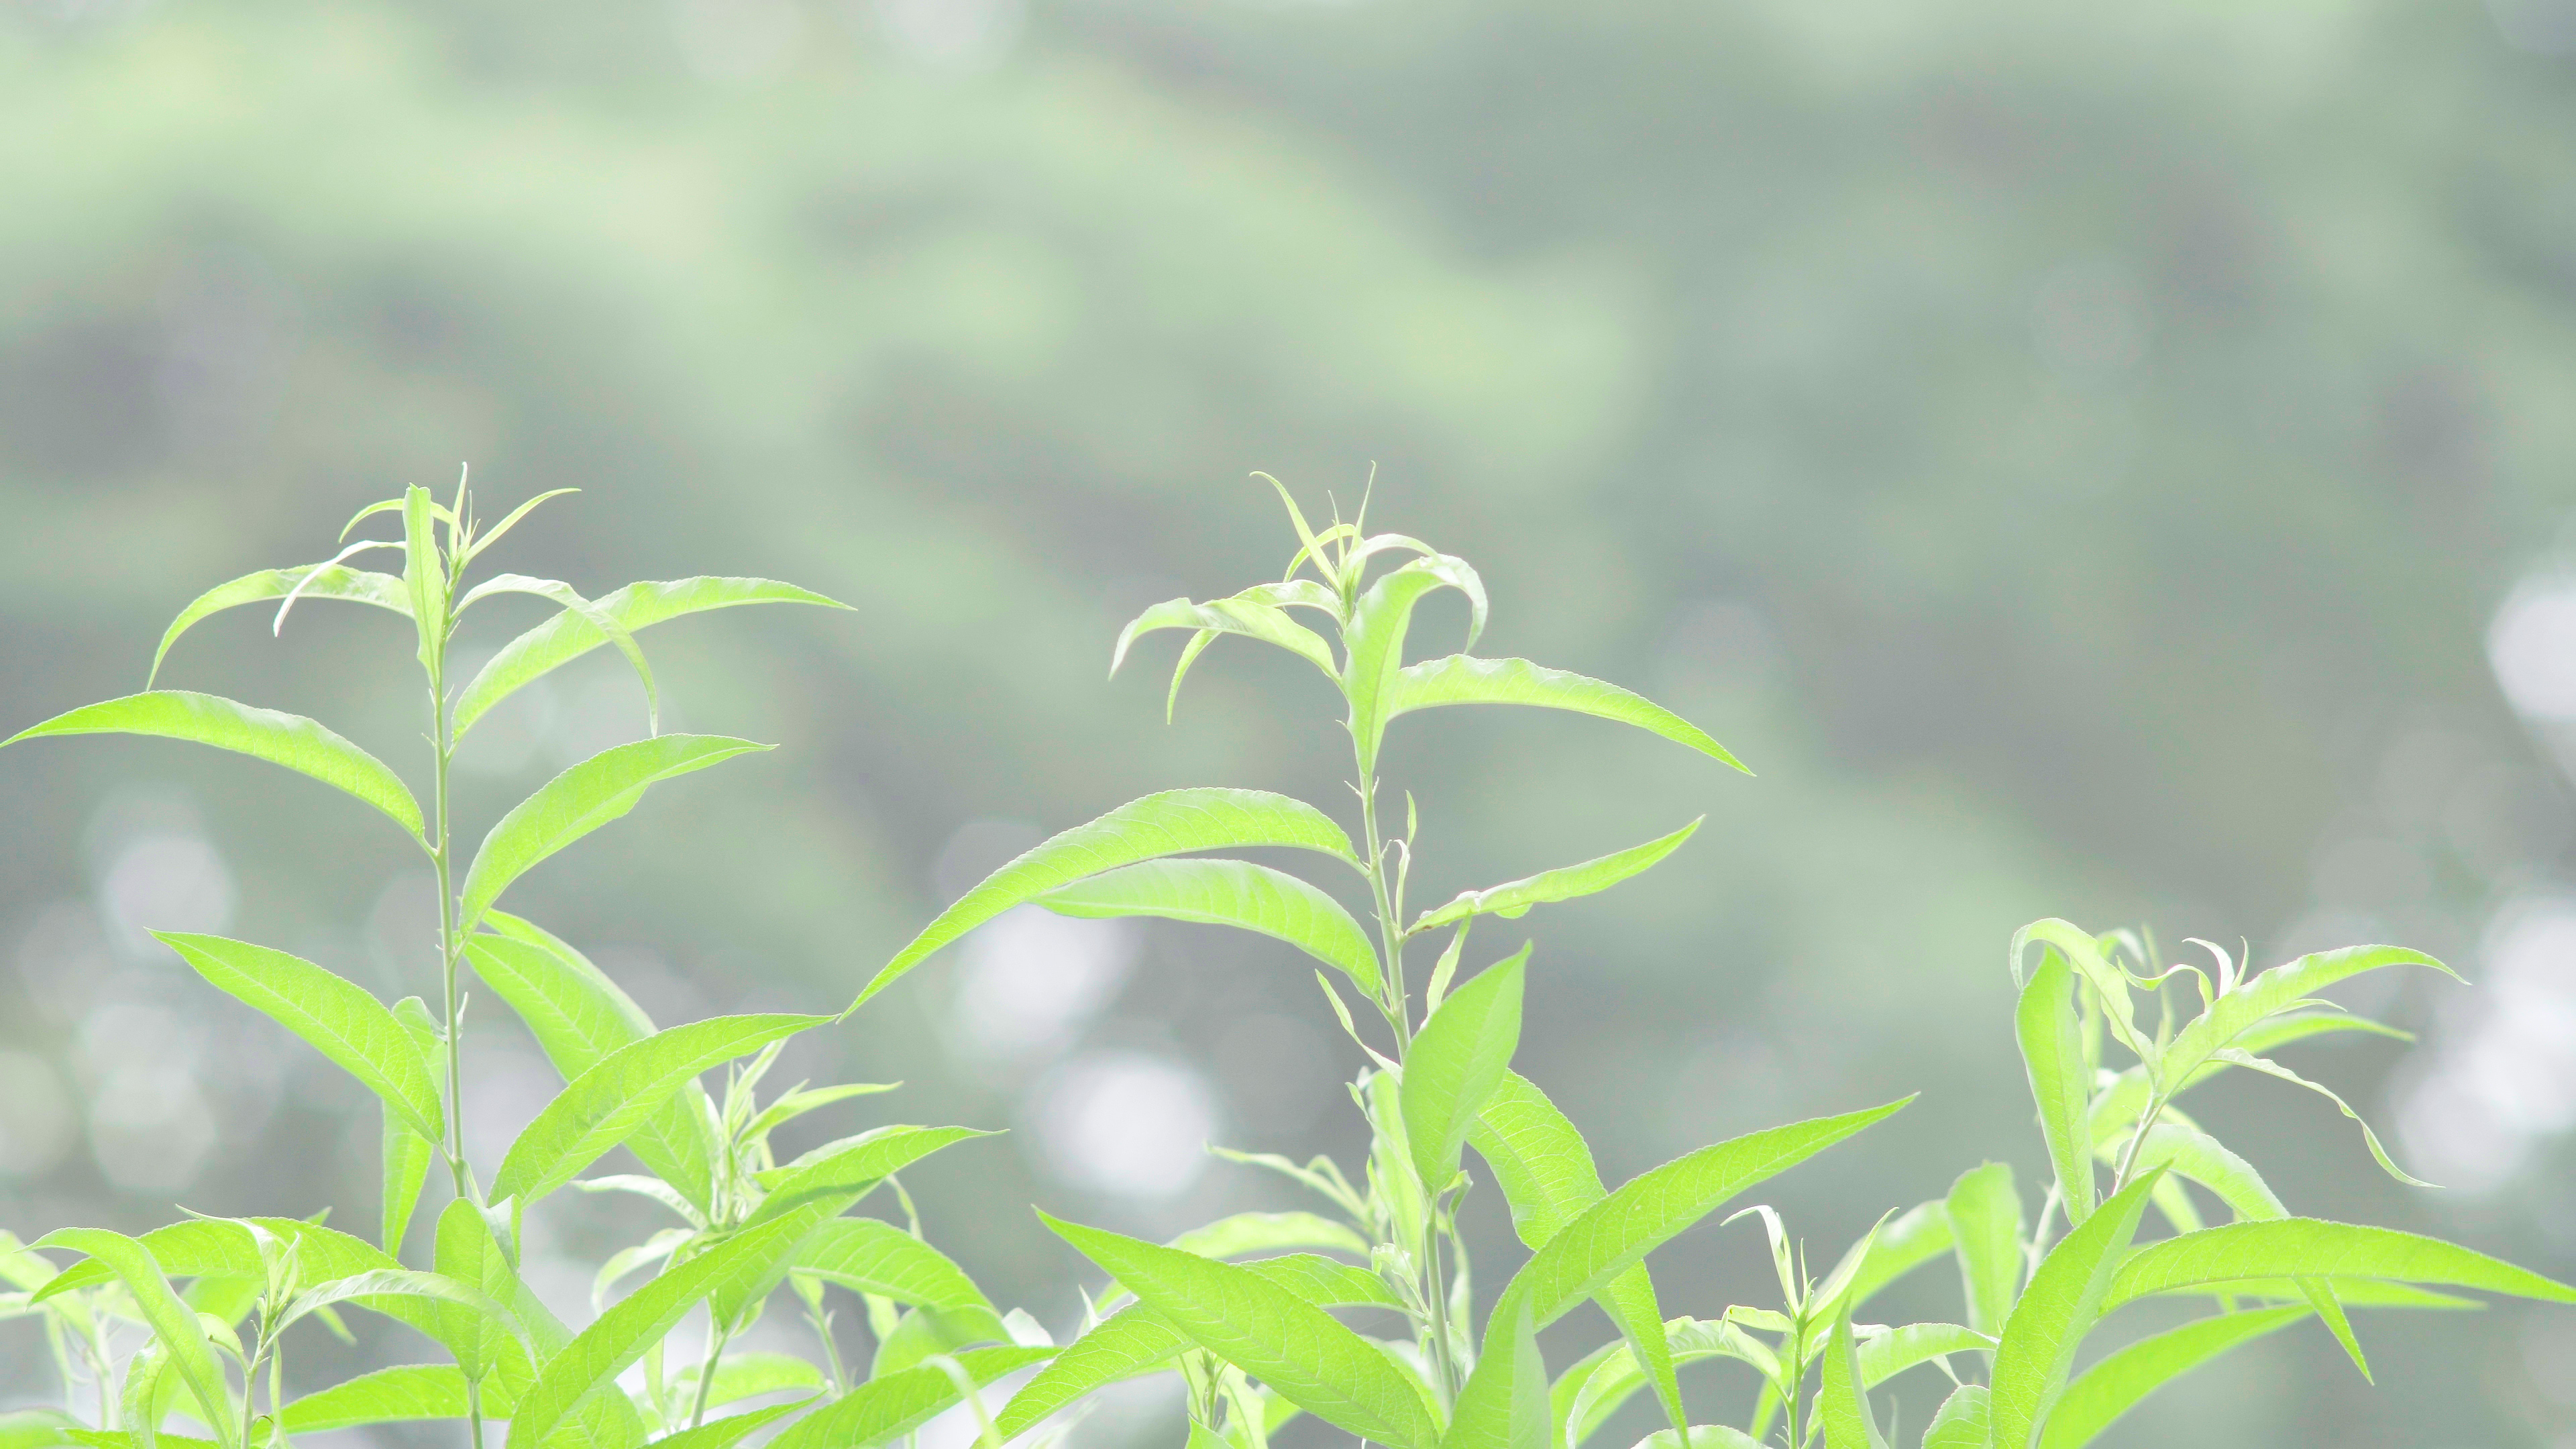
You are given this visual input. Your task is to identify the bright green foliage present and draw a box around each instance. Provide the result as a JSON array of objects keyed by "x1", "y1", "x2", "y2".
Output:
[{"x1": 1040, "y1": 858, "x2": 1381, "y2": 988}]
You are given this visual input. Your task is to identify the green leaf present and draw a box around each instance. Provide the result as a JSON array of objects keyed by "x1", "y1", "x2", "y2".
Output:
[
  {"x1": 641, "y1": 1399, "x2": 814, "y2": 1449},
  {"x1": 2105, "y1": 1218, "x2": 2576, "y2": 1310},
  {"x1": 284, "y1": 1364, "x2": 477, "y2": 1433},
  {"x1": 669, "y1": 1352, "x2": 826, "y2": 1415},
  {"x1": 2141, "y1": 1277, "x2": 2475, "y2": 1310},
  {"x1": 2016, "y1": 945, "x2": 2095, "y2": 1228},
  {"x1": 1947, "y1": 1162, "x2": 2025, "y2": 1335},
  {"x1": 2157, "y1": 946, "x2": 2456, "y2": 1096},
  {"x1": 453, "y1": 577, "x2": 851, "y2": 735},
  {"x1": 466, "y1": 914, "x2": 719, "y2": 1211},
  {"x1": 1627, "y1": 1432, "x2": 1766, "y2": 1449},
  {"x1": 792, "y1": 1218, "x2": 993, "y2": 1313},
  {"x1": 772, "y1": 1346, "x2": 1051, "y2": 1449},
  {"x1": 275, "y1": 1267, "x2": 517, "y2": 1339},
  {"x1": 2214, "y1": 1049, "x2": 2429, "y2": 1186},
  {"x1": 1403, "y1": 945, "x2": 1529, "y2": 1194},
  {"x1": 2010, "y1": 922, "x2": 2157, "y2": 1081},
  {"x1": 460, "y1": 735, "x2": 771, "y2": 930},
  {"x1": 403, "y1": 484, "x2": 446, "y2": 672},
  {"x1": 36, "y1": 1232, "x2": 231, "y2": 1448},
  {"x1": 1040, "y1": 1212, "x2": 1440, "y2": 1449},
  {"x1": 1444, "y1": 1295, "x2": 1546, "y2": 1449},
  {"x1": 1833, "y1": 1200, "x2": 1953, "y2": 1313},
  {"x1": 1232, "y1": 1253, "x2": 1406, "y2": 1309},
  {"x1": 2037, "y1": 1307, "x2": 2308, "y2": 1449},
  {"x1": 1411, "y1": 821, "x2": 1701, "y2": 934},
  {"x1": 2087, "y1": 1012, "x2": 2412, "y2": 1139},
  {"x1": 506, "y1": 1216, "x2": 804, "y2": 1449},
  {"x1": 1557, "y1": 1318, "x2": 1779, "y2": 1449},
  {"x1": 1988, "y1": 1169, "x2": 2167, "y2": 1449},
  {"x1": 148, "y1": 564, "x2": 411, "y2": 686},
  {"x1": 433, "y1": 1201, "x2": 543, "y2": 1389},
  {"x1": 1112, "y1": 595, "x2": 1339, "y2": 682},
  {"x1": 1167, "y1": 1212, "x2": 1371, "y2": 1262},
  {"x1": 1920, "y1": 1385, "x2": 1990, "y2": 1449},
  {"x1": 4, "y1": 691, "x2": 424, "y2": 839},
  {"x1": 1038, "y1": 859, "x2": 1379, "y2": 991},
  {"x1": 1496, "y1": 1097, "x2": 1911, "y2": 1332},
  {"x1": 741, "y1": 1083, "x2": 900, "y2": 1149},
  {"x1": 1817, "y1": 1298, "x2": 1887, "y2": 1449},
  {"x1": 856, "y1": 788, "x2": 1360, "y2": 1012},
  {"x1": 1857, "y1": 1323, "x2": 1994, "y2": 1386},
  {"x1": 2113, "y1": 1124, "x2": 2284, "y2": 1224},
  {"x1": 710, "y1": 1126, "x2": 996, "y2": 1328},
  {"x1": 456, "y1": 574, "x2": 660, "y2": 736},
  {"x1": 493, "y1": 1014, "x2": 824, "y2": 1208},
  {"x1": 1383, "y1": 657, "x2": 1746, "y2": 771},
  {"x1": 382, "y1": 996, "x2": 442, "y2": 1256},
  {"x1": 462, "y1": 488, "x2": 580, "y2": 566},
  {"x1": 1344, "y1": 556, "x2": 1489, "y2": 775},
  {"x1": 995, "y1": 1305, "x2": 1189, "y2": 1441},
  {"x1": 156, "y1": 932, "x2": 443, "y2": 1144}
]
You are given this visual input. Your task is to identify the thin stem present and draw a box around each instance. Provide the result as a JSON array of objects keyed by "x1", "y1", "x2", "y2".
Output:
[
  {"x1": 808, "y1": 1297, "x2": 851, "y2": 1397},
  {"x1": 468, "y1": 1381, "x2": 488, "y2": 1449},
  {"x1": 689, "y1": 1320, "x2": 733, "y2": 1429},
  {"x1": 2109, "y1": 1093, "x2": 2169, "y2": 1196}
]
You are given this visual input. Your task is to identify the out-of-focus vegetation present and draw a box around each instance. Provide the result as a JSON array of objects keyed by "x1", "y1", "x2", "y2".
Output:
[{"x1": 3, "y1": 1, "x2": 2573, "y2": 1443}]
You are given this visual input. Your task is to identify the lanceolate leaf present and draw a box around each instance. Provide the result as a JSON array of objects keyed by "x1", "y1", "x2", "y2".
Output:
[
  {"x1": 1988, "y1": 1169, "x2": 2166, "y2": 1449},
  {"x1": 492, "y1": 1014, "x2": 824, "y2": 1208},
  {"x1": 1498, "y1": 1097, "x2": 1911, "y2": 1331},
  {"x1": 1817, "y1": 1299, "x2": 1888, "y2": 1449},
  {"x1": 2036, "y1": 1307, "x2": 2308, "y2": 1449},
  {"x1": 281, "y1": 1364, "x2": 477, "y2": 1434},
  {"x1": 1558, "y1": 1318, "x2": 1780, "y2": 1448},
  {"x1": 1345, "y1": 557, "x2": 1488, "y2": 775},
  {"x1": 771, "y1": 1346, "x2": 1051, "y2": 1449},
  {"x1": 642, "y1": 1399, "x2": 814, "y2": 1449},
  {"x1": 453, "y1": 576, "x2": 851, "y2": 735},
  {"x1": 1112, "y1": 596, "x2": 1339, "y2": 681},
  {"x1": 149, "y1": 564, "x2": 411, "y2": 686},
  {"x1": 1040, "y1": 1212, "x2": 1440, "y2": 1449},
  {"x1": 460, "y1": 735, "x2": 772, "y2": 930},
  {"x1": 1947, "y1": 1162, "x2": 2025, "y2": 1335},
  {"x1": 2114, "y1": 1124, "x2": 2284, "y2": 1224},
  {"x1": 466, "y1": 913, "x2": 719, "y2": 1210},
  {"x1": 506, "y1": 1216, "x2": 804, "y2": 1449},
  {"x1": 402, "y1": 485, "x2": 444, "y2": 670},
  {"x1": 1411, "y1": 820, "x2": 1702, "y2": 934},
  {"x1": 855, "y1": 788, "x2": 1361, "y2": 1012},
  {"x1": 1444, "y1": 1295, "x2": 1546, "y2": 1449},
  {"x1": 995, "y1": 1307, "x2": 1187, "y2": 1440},
  {"x1": 2087, "y1": 1012, "x2": 2413, "y2": 1138},
  {"x1": 383, "y1": 997, "x2": 442, "y2": 1255},
  {"x1": 455, "y1": 574, "x2": 659, "y2": 735},
  {"x1": 2016, "y1": 946, "x2": 2095, "y2": 1228},
  {"x1": 1920, "y1": 1385, "x2": 1991, "y2": 1449},
  {"x1": 1837, "y1": 1200, "x2": 1955, "y2": 1312},
  {"x1": 1384, "y1": 657, "x2": 1746, "y2": 771},
  {"x1": 1167, "y1": 1212, "x2": 1371, "y2": 1262},
  {"x1": 711, "y1": 1126, "x2": 996, "y2": 1326},
  {"x1": 4, "y1": 692, "x2": 424, "y2": 839},
  {"x1": 1403, "y1": 946, "x2": 1529, "y2": 1195},
  {"x1": 30, "y1": 1229, "x2": 235, "y2": 1449},
  {"x1": 2158, "y1": 945, "x2": 2456, "y2": 1092},
  {"x1": 1039, "y1": 858, "x2": 1379, "y2": 990},
  {"x1": 2104, "y1": 1219, "x2": 2576, "y2": 1311},
  {"x1": 792, "y1": 1218, "x2": 992, "y2": 1313},
  {"x1": 156, "y1": 932, "x2": 443, "y2": 1144}
]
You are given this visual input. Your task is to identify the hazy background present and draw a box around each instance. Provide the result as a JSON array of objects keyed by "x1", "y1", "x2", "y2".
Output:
[{"x1": 6, "y1": 1, "x2": 2576, "y2": 1443}]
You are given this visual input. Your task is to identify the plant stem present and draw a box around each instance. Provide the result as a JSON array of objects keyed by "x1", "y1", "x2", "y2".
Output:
[
  {"x1": 690, "y1": 1320, "x2": 733, "y2": 1429},
  {"x1": 429, "y1": 632, "x2": 467, "y2": 1199},
  {"x1": 808, "y1": 1297, "x2": 851, "y2": 1397}
]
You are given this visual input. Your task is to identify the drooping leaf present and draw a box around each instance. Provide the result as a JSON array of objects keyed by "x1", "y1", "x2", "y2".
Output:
[
  {"x1": 1383, "y1": 657, "x2": 1746, "y2": 771},
  {"x1": 855, "y1": 788, "x2": 1360, "y2": 1012},
  {"x1": 1040, "y1": 1212, "x2": 1440, "y2": 1449},
  {"x1": 1834, "y1": 1200, "x2": 1955, "y2": 1313},
  {"x1": 771, "y1": 1346, "x2": 1051, "y2": 1449},
  {"x1": 1039, "y1": 858, "x2": 1380, "y2": 991},
  {"x1": 4, "y1": 692, "x2": 424, "y2": 838},
  {"x1": 1556, "y1": 1318, "x2": 1779, "y2": 1449},
  {"x1": 461, "y1": 488, "x2": 582, "y2": 566},
  {"x1": 274, "y1": 1267, "x2": 517, "y2": 1339},
  {"x1": 2214, "y1": 1049, "x2": 2430, "y2": 1186},
  {"x1": 2112, "y1": 1124, "x2": 2284, "y2": 1224},
  {"x1": 1403, "y1": 946, "x2": 1529, "y2": 1195},
  {"x1": 156, "y1": 932, "x2": 443, "y2": 1144},
  {"x1": 1988, "y1": 1169, "x2": 2167, "y2": 1449},
  {"x1": 1817, "y1": 1299, "x2": 1887, "y2": 1449},
  {"x1": 1344, "y1": 557, "x2": 1489, "y2": 775},
  {"x1": 1412, "y1": 821, "x2": 1701, "y2": 934},
  {"x1": 506, "y1": 1216, "x2": 804, "y2": 1449},
  {"x1": 453, "y1": 577, "x2": 850, "y2": 735},
  {"x1": 1444, "y1": 1295, "x2": 1546, "y2": 1449},
  {"x1": 1112, "y1": 595, "x2": 1339, "y2": 682},
  {"x1": 461, "y1": 736, "x2": 771, "y2": 930},
  {"x1": 2104, "y1": 1219, "x2": 2576, "y2": 1311},
  {"x1": 792, "y1": 1218, "x2": 993, "y2": 1313},
  {"x1": 1919, "y1": 1385, "x2": 1990, "y2": 1449},
  {"x1": 466, "y1": 913, "x2": 719, "y2": 1210},
  {"x1": 2086, "y1": 1012, "x2": 2413, "y2": 1139},
  {"x1": 1496, "y1": 1097, "x2": 1911, "y2": 1331},
  {"x1": 2016, "y1": 946, "x2": 2095, "y2": 1228},
  {"x1": 1167, "y1": 1212, "x2": 1372, "y2": 1262},
  {"x1": 2010, "y1": 921, "x2": 2157, "y2": 1079},
  {"x1": 148, "y1": 564, "x2": 411, "y2": 686},
  {"x1": 1947, "y1": 1162, "x2": 2025, "y2": 1335},
  {"x1": 2036, "y1": 1307, "x2": 2308, "y2": 1449},
  {"x1": 455, "y1": 574, "x2": 659, "y2": 735},
  {"x1": 30, "y1": 1229, "x2": 235, "y2": 1449},
  {"x1": 2157, "y1": 946, "x2": 2456, "y2": 1094},
  {"x1": 492, "y1": 1014, "x2": 824, "y2": 1208}
]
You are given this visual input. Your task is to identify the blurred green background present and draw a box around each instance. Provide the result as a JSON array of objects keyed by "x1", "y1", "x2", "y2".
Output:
[{"x1": 6, "y1": 0, "x2": 2576, "y2": 1442}]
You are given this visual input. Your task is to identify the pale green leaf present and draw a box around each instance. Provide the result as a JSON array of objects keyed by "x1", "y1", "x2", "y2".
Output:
[
  {"x1": 2036, "y1": 1307, "x2": 2307, "y2": 1449},
  {"x1": 1988, "y1": 1169, "x2": 2166, "y2": 1449},
  {"x1": 1384, "y1": 657, "x2": 1746, "y2": 772},
  {"x1": 460, "y1": 735, "x2": 771, "y2": 930},
  {"x1": 30, "y1": 1229, "x2": 235, "y2": 1449},
  {"x1": 5, "y1": 691, "x2": 424, "y2": 838},
  {"x1": 994, "y1": 1305, "x2": 1190, "y2": 1441},
  {"x1": 493, "y1": 1014, "x2": 823, "y2": 1208},
  {"x1": 1411, "y1": 821, "x2": 1701, "y2": 934},
  {"x1": 2214, "y1": 1049, "x2": 2430, "y2": 1186},
  {"x1": 2104, "y1": 1218, "x2": 2576, "y2": 1311},
  {"x1": 710, "y1": 1126, "x2": 996, "y2": 1328},
  {"x1": 2017, "y1": 946, "x2": 2095, "y2": 1227},
  {"x1": 1833, "y1": 1200, "x2": 1953, "y2": 1313},
  {"x1": 1857, "y1": 1322, "x2": 1994, "y2": 1386},
  {"x1": 772, "y1": 1346, "x2": 1050, "y2": 1449},
  {"x1": 856, "y1": 789, "x2": 1360, "y2": 1012},
  {"x1": 2112, "y1": 1124, "x2": 2284, "y2": 1224},
  {"x1": 1626, "y1": 1431, "x2": 1764, "y2": 1449},
  {"x1": 2010, "y1": 921, "x2": 2156, "y2": 1081},
  {"x1": 1558, "y1": 1318, "x2": 1779, "y2": 1449},
  {"x1": 403, "y1": 485, "x2": 445, "y2": 670},
  {"x1": 1112, "y1": 596, "x2": 1338, "y2": 681},
  {"x1": 1167, "y1": 1212, "x2": 1371, "y2": 1262},
  {"x1": 792, "y1": 1218, "x2": 992, "y2": 1313},
  {"x1": 641, "y1": 1399, "x2": 813, "y2": 1449},
  {"x1": 1344, "y1": 558, "x2": 1489, "y2": 776},
  {"x1": 1817, "y1": 1299, "x2": 1886, "y2": 1449},
  {"x1": 1403, "y1": 946, "x2": 1529, "y2": 1194},
  {"x1": 462, "y1": 489, "x2": 580, "y2": 566},
  {"x1": 741, "y1": 1082, "x2": 900, "y2": 1148},
  {"x1": 2157, "y1": 946, "x2": 2455, "y2": 1097},
  {"x1": 1444, "y1": 1295, "x2": 1546, "y2": 1449},
  {"x1": 276, "y1": 1268, "x2": 517, "y2": 1338},
  {"x1": 2142, "y1": 1276, "x2": 2476, "y2": 1309},
  {"x1": 1039, "y1": 859, "x2": 1379, "y2": 991},
  {"x1": 382, "y1": 998, "x2": 441, "y2": 1256},
  {"x1": 1040, "y1": 1212, "x2": 1439, "y2": 1449},
  {"x1": 1919, "y1": 1385, "x2": 1990, "y2": 1449},
  {"x1": 1947, "y1": 1162, "x2": 2025, "y2": 1335},
  {"x1": 667, "y1": 1352, "x2": 826, "y2": 1415},
  {"x1": 148, "y1": 564, "x2": 411, "y2": 686},
  {"x1": 2087, "y1": 1012, "x2": 2412, "y2": 1140},
  {"x1": 156, "y1": 932, "x2": 442, "y2": 1143},
  {"x1": 456, "y1": 574, "x2": 660, "y2": 736}
]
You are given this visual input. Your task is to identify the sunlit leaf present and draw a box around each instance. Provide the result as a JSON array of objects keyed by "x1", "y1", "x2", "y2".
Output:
[
  {"x1": 148, "y1": 564, "x2": 411, "y2": 686},
  {"x1": 2016, "y1": 946, "x2": 2094, "y2": 1228},
  {"x1": 1558, "y1": 1318, "x2": 1778, "y2": 1449},
  {"x1": 2157, "y1": 946, "x2": 2455, "y2": 1098},
  {"x1": 462, "y1": 489, "x2": 580, "y2": 566},
  {"x1": 1947, "y1": 1162, "x2": 2025, "y2": 1335},
  {"x1": 1919, "y1": 1385, "x2": 1990, "y2": 1449},
  {"x1": 666, "y1": 1353, "x2": 826, "y2": 1416},
  {"x1": 2112, "y1": 1124, "x2": 2283, "y2": 1224},
  {"x1": 383, "y1": 997, "x2": 442, "y2": 1256},
  {"x1": 1040, "y1": 1212, "x2": 1440, "y2": 1449},
  {"x1": 1627, "y1": 1431, "x2": 1765, "y2": 1449},
  {"x1": 492, "y1": 1014, "x2": 824, "y2": 1208},
  {"x1": 771, "y1": 1346, "x2": 1050, "y2": 1449},
  {"x1": 156, "y1": 932, "x2": 443, "y2": 1144},
  {"x1": 1817, "y1": 1298, "x2": 1886, "y2": 1449},
  {"x1": 1167, "y1": 1212, "x2": 1371, "y2": 1262},
  {"x1": 460, "y1": 735, "x2": 771, "y2": 930},
  {"x1": 2214, "y1": 1049, "x2": 2429, "y2": 1187},
  {"x1": 29, "y1": 1229, "x2": 235, "y2": 1449},
  {"x1": 1833, "y1": 1200, "x2": 1953, "y2": 1313},
  {"x1": 1345, "y1": 559, "x2": 1490, "y2": 775},
  {"x1": 2104, "y1": 1219, "x2": 2576, "y2": 1311},
  {"x1": 453, "y1": 577, "x2": 850, "y2": 735},
  {"x1": 5, "y1": 691, "x2": 424, "y2": 838},
  {"x1": 402, "y1": 485, "x2": 445, "y2": 672},
  {"x1": 1444, "y1": 1295, "x2": 1545, "y2": 1449},
  {"x1": 1112, "y1": 595, "x2": 1338, "y2": 682},
  {"x1": 1039, "y1": 858, "x2": 1380, "y2": 991},
  {"x1": 792, "y1": 1218, "x2": 993, "y2": 1314},
  {"x1": 641, "y1": 1398, "x2": 814, "y2": 1449},
  {"x1": 1403, "y1": 946, "x2": 1528, "y2": 1194},
  {"x1": 1410, "y1": 821, "x2": 1701, "y2": 934},
  {"x1": 994, "y1": 1306, "x2": 1187, "y2": 1442},
  {"x1": 741, "y1": 1082, "x2": 900, "y2": 1148},
  {"x1": 1384, "y1": 657, "x2": 1746, "y2": 771},
  {"x1": 710, "y1": 1126, "x2": 997, "y2": 1328},
  {"x1": 1988, "y1": 1169, "x2": 2166, "y2": 1449},
  {"x1": 2086, "y1": 1013, "x2": 2412, "y2": 1140},
  {"x1": 856, "y1": 788, "x2": 1360, "y2": 1012},
  {"x1": 274, "y1": 1267, "x2": 517, "y2": 1339},
  {"x1": 2010, "y1": 921, "x2": 2157, "y2": 1081},
  {"x1": 456, "y1": 574, "x2": 660, "y2": 735},
  {"x1": 2036, "y1": 1307, "x2": 2307, "y2": 1449}
]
